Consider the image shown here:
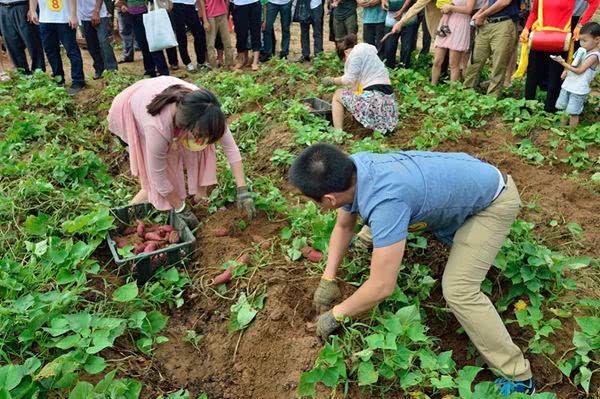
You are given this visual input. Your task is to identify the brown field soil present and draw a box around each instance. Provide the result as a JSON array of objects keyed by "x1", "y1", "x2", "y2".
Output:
[{"x1": 3, "y1": 17, "x2": 599, "y2": 399}]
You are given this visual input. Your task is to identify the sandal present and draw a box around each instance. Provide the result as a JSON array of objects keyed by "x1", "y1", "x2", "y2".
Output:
[
  {"x1": 441, "y1": 25, "x2": 452, "y2": 35},
  {"x1": 251, "y1": 63, "x2": 259, "y2": 71},
  {"x1": 435, "y1": 29, "x2": 447, "y2": 37}
]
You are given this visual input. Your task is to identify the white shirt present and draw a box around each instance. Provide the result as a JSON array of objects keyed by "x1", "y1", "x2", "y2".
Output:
[
  {"x1": 77, "y1": 0, "x2": 108, "y2": 21},
  {"x1": 310, "y1": 0, "x2": 322, "y2": 9},
  {"x1": 173, "y1": 0, "x2": 196, "y2": 5},
  {"x1": 232, "y1": 0, "x2": 258, "y2": 5},
  {"x1": 563, "y1": 50, "x2": 600, "y2": 95},
  {"x1": 39, "y1": 0, "x2": 72, "y2": 23},
  {"x1": 269, "y1": 0, "x2": 290, "y2": 5},
  {"x1": 341, "y1": 43, "x2": 391, "y2": 88}
]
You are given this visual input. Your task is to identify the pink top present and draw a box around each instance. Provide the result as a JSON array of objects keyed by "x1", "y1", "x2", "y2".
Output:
[
  {"x1": 108, "y1": 76, "x2": 242, "y2": 210},
  {"x1": 205, "y1": 0, "x2": 228, "y2": 18}
]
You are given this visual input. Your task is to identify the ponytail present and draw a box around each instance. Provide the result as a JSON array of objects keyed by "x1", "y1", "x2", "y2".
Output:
[{"x1": 147, "y1": 85, "x2": 193, "y2": 116}]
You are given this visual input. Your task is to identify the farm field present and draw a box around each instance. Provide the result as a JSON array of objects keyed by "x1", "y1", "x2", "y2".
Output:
[{"x1": 0, "y1": 50, "x2": 599, "y2": 399}]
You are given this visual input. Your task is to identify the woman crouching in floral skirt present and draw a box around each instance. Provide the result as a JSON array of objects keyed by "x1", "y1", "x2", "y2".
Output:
[{"x1": 321, "y1": 34, "x2": 398, "y2": 134}]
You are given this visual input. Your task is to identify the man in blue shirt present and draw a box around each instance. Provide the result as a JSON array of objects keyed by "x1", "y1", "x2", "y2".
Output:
[
  {"x1": 289, "y1": 143, "x2": 535, "y2": 396},
  {"x1": 463, "y1": 0, "x2": 520, "y2": 97}
]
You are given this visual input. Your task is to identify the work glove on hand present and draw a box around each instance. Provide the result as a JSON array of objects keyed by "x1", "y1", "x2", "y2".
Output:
[
  {"x1": 313, "y1": 278, "x2": 341, "y2": 314},
  {"x1": 321, "y1": 77, "x2": 335, "y2": 86},
  {"x1": 175, "y1": 203, "x2": 200, "y2": 230},
  {"x1": 316, "y1": 310, "x2": 340, "y2": 341},
  {"x1": 236, "y1": 186, "x2": 256, "y2": 219}
]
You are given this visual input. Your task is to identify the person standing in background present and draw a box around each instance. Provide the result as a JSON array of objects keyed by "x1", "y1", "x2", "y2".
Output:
[
  {"x1": 231, "y1": 0, "x2": 261, "y2": 69},
  {"x1": 383, "y1": 0, "x2": 419, "y2": 69},
  {"x1": 263, "y1": 0, "x2": 291, "y2": 59},
  {"x1": 331, "y1": 0, "x2": 357, "y2": 40},
  {"x1": 28, "y1": 0, "x2": 86, "y2": 94},
  {"x1": 78, "y1": 0, "x2": 118, "y2": 79},
  {"x1": 417, "y1": 10, "x2": 431, "y2": 55},
  {"x1": 572, "y1": 0, "x2": 588, "y2": 52},
  {"x1": 0, "y1": 0, "x2": 46, "y2": 73},
  {"x1": 297, "y1": 0, "x2": 323, "y2": 62},
  {"x1": 114, "y1": 0, "x2": 170, "y2": 77},
  {"x1": 360, "y1": 0, "x2": 385, "y2": 47},
  {"x1": 171, "y1": 0, "x2": 207, "y2": 72},
  {"x1": 116, "y1": 8, "x2": 138, "y2": 63},
  {"x1": 463, "y1": 0, "x2": 520, "y2": 97},
  {"x1": 200, "y1": 0, "x2": 234, "y2": 68}
]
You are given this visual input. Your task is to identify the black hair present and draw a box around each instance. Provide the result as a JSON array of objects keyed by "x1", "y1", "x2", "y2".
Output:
[
  {"x1": 288, "y1": 143, "x2": 356, "y2": 201},
  {"x1": 147, "y1": 84, "x2": 226, "y2": 144},
  {"x1": 580, "y1": 22, "x2": 600, "y2": 37},
  {"x1": 336, "y1": 34, "x2": 357, "y2": 60}
]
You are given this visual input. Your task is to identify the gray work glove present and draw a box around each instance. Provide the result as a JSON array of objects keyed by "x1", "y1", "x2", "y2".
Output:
[
  {"x1": 321, "y1": 77, "x2": 335, "y2": 86},
  {"x1": 176, "y1": 203, "x2": 200, "y2": 230},
  {"x1": 236, "y1": 186, "x2": 256, "y2": 219},
  {"x1": 316, "y1": 310, "x2": 340, "y2": 341},
  {"x1": 313, "y1": 278, "x2": 341, "y2": 314}
]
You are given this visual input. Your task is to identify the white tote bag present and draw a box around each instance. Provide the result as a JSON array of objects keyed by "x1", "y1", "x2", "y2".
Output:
[{"x1": 143, "y1": 2, "x2": 178, "y2": 52}]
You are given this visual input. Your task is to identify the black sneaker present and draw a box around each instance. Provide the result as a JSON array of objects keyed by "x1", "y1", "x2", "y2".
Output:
[{"x1": 67, "y1": 83, "x2": 86, "y2": 95}]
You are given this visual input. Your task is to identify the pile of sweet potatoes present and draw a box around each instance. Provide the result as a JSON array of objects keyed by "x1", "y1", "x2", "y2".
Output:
[{"x1": 113, "y1": 219, "x2": 181, "y2": 256}]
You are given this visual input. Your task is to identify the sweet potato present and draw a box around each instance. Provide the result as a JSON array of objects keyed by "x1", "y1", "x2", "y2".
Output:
[
  {"x1": 122, "y1": 226, "x2": 136, "y2": 235},
  {"x1": 136, "y1": 219, "x2": 145, "y2": 237},
  {"x1": 251, "y1": 235, "x2": 271, "y2": 249},
  {"x1": 213, "y1": 227, "x2": 229, "y2": 237},
  {"x1": 159, "y1": 225, "x2": 175, "y2": 233},
  {"x1": 144, "y1": 242, "x2": 158, "y2": 253},
  {"x1": 144, "y1": 232, "x2": 163, "y2": 241},
  {"x1": 115, "y1": 237, "x2": 129, "y2": 248},
  {"x1": 301, "y1": 246, "x2": 323, "y2": 262},
  {"x1": 212, "y1": 266, "x2": 233, "y2": 285},
  {"x1": 236, "y1": 253, "x2": 251, "y2": 265},
  {"x1": 168, "y1": 230, "x2": 180, "y2": 244},
  {"x1": 133, "y1": 242, "x2": 146, "y2": 254}
]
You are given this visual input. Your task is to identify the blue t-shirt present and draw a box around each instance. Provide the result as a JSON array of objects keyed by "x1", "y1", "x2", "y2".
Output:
[
  {"x1": 363, "y1": 5, "x2": 385, "y2": 24},
  {"x1": 343, "y1": 151, "x2": 502, "y2": 247},
  {"x1": 489, "y1": 0, "x2": 519, "y2": 18}
]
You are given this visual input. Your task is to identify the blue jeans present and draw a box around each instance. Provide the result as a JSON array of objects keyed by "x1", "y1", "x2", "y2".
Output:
[
  {"x1": 39, "y1": 22, "x2": 85, "y2": 85},
  {"x1": 264, "y1": 1, "x2": 291, "y2": 58},
  {"x1": 117, "y1": 10, "x2": 135, "y2": 60},
  {"x1": 0, "y1": 2, "x2": 45, "y2": 73},
  {"x1": 82, "y1": 18, "x2": 118, "y2": 76},
  {"x1": 300, "y1": 4, "x2": 323, "y2": 58},
  {"x1": 129, "y1": 12, "x2": 169, "y2": 76}
]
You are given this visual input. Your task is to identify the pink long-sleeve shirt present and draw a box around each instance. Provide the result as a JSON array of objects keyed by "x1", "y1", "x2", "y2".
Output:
[{"x1": 108, "y1": 76, "x2": 242, "y2": 209}]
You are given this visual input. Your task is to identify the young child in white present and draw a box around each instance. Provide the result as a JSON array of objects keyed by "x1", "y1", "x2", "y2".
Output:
[{"x1": 552, "y1": 21, "x2": 600, "y2": 128}]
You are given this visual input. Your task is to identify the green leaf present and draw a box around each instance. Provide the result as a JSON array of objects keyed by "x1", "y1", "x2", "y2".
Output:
[
  {"x1": 68, "y1": 381, "x2": 94, "y2": 399},
  {"x1": 431, "y1": 375, "x2": 455, "y2": 389},
  {"x1": 83, "y1": 355, "x2": 106, "y2": 374},
  {"x1": 54, "y1": 334, "x2": 81, "y2": 350},
  {"x1": 24, "y1": 214, "x2": 49, "y2": 236},
  {"x1": 357, "y1": 361, "x2": 378, "y2": 386},
  {"x1": 113, "y1": 282, "x2": 139, "y2": 302},
  {"x1": 579, "y1": 366, "x2": 592, "y2": 393},
  {"x1": 0, "y1": 365, "x2": 24, "y2": 391},
  {"x1": 575, "y1": 316, "x2": 600, "y2": 336},
  {"x1": 457, "y1": 366, "x2": 483, "y2": 399},
  {"x1": 566, "y1": 256, "x2": 591, "y2": 270}
]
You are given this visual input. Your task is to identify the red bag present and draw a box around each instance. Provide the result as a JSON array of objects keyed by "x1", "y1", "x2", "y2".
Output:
[{"x1": 530, "y1": 31, "x2": 572, "y2": 52}]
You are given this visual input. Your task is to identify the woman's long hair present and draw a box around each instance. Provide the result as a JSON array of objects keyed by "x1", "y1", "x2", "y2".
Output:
[{"x1": 146, "y1": 84, "x2": 226, "y2": 144}]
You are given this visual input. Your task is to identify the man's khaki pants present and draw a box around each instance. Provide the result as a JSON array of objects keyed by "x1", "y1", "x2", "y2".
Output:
[
  {"x1": 464, "y1": 19, "x2": 516, "y2": 97},
  {"x1": 356, "y1": 176, "x2": 531, "y2": 380},
  {"x1": 206, "y1": 14, "x2": 235, "y2": 68}
]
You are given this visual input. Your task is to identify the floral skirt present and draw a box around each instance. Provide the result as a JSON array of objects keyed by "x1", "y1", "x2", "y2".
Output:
[{"x1": 339, "y1": 90, "x2": 398, "y2": 134}]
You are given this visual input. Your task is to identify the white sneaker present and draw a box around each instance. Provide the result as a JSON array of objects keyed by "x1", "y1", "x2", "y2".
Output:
[{"x1": 186, "y1": 63, "x2": 197, "y2": 72}]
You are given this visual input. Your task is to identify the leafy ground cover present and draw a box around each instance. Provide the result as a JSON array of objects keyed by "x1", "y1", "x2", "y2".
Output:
[{"x1": 0, "y1": 52, "x2": 599, "y2": 399}]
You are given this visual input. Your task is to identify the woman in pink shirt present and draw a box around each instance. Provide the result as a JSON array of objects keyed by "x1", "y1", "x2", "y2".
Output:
[{"x1": 108, "y1": 76, "x2": 255, "y2": 228}]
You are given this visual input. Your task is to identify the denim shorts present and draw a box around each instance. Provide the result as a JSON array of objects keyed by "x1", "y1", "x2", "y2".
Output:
[{"x1": 556, "y1": 88, "x2": 587, "y2": 115}]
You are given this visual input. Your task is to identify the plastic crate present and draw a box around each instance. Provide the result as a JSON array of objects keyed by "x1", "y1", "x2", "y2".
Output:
[
  {"x1": 302, "y1": 97, "x2": 332, "y2": 121},
  {"x1": 106, "y1": 203, "x2": 196, "y2": 284}
]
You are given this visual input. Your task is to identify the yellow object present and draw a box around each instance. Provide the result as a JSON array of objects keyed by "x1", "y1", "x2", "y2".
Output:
[
  {"x1": 435, "y1": 0, "x2": 451, "y2": 7},
  {"x1": 354, "y1": 84, "x2": 364, "y2": 95},
  {"x1": 172, "y1": 137, "x2": 209, "y2": 152},
  {"x1": 514, "y1": 300, "x2": 528, "y2": 312},
  {"x1": 48, "y1": 0, "x2": 63, "y2": 11},
  {"x1": 513, "y1": 0, "x2": 574, "y2": 79}
]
